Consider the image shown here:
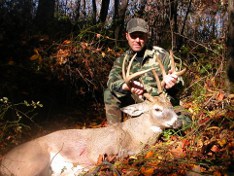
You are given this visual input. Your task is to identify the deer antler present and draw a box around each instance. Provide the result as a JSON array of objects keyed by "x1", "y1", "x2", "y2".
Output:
[
  {"x1": 122, "y1": 54, "x2": 155, "y2": 87},
  {"x1": 122, "y1": 54, "x2": 157, "y2": 103},
  {"x1": 154, "y1": 50, "x2": 187, "y2": 88},
  {"x1": 121, "y1": 51, "x2": 187, "y2": 103}
]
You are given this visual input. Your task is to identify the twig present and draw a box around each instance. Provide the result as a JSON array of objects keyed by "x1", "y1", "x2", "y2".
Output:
[
  {"x1": 84, "y1": 161, "x2": 121, "y2": 176},
  {"x1": 174, "y1": 33, "x2": 223, "y2": 57}
]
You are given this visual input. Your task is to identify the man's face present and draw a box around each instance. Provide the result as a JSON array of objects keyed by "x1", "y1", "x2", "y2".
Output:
[{"x1": 126, "y1": 32, "x2": 148, "y2": 52}]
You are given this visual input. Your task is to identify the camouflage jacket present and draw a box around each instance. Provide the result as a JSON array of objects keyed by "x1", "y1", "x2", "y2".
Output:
[{"x1": 107, "y1": 46, "x2": 184, "y2": 101}]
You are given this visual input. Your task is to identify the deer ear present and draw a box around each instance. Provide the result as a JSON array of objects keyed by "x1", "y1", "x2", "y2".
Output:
[{"x1": 121, "y1": 103, "x2": 150, "y2": 117}]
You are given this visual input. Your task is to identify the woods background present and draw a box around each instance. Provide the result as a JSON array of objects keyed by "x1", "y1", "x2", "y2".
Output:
[
  {"x1": 0, "y1": 0, "x2": 234, "y2": 175},
  {"x1": 0, "y1": 0, "x2": 232, "y2": 103}
]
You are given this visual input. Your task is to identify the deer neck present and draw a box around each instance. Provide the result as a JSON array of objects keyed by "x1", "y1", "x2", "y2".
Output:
[{"x1": 121, "y1": 115, "x2": 162, "y2": 146}]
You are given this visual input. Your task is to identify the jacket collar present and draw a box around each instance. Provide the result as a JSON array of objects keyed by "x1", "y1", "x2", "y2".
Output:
[{"x1": 127, "y1": 47, "x2": 154, "y2": 61}]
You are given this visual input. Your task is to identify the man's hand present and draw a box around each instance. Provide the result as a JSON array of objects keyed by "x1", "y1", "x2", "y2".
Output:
[
  {"x1": 130, "y1": 81, "x2": 144, "y2": 95},
  {"x1": 163, "y1": 70, "x2": 178, "y2": 89},
  {"x1": 122, "y1": 81, "x2": 144, "y2": 95}
]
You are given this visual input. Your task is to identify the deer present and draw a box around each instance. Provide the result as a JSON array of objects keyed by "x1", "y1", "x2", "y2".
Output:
[{"x1": 0, "y1": 51, "x2": 186, "y2": 176}]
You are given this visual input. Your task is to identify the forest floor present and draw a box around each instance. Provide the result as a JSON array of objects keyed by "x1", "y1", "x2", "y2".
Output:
[
  {"x1": 1, "y1": 92, "x2": 233, "y2": 176},
  {"x1": 83, "y1": 93, "x2": 234, "y2": 176}
]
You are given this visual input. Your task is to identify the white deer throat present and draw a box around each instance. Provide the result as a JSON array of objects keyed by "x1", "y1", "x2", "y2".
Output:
[
  {"x1": 150, "y1": 126, "x2": 162, "y2": 133},
  {"x1": 50, "y1": 152, "x2": 88, "y2": 175}
]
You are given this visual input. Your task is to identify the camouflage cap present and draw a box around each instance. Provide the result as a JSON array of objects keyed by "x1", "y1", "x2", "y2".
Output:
[{"x1": 126, "y1": 18, "x2": 148, "y2": 33}]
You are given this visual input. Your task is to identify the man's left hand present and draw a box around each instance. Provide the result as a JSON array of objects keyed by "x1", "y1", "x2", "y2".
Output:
[{"x1": 163, "y1": 70, "x2": 178, "y2": 89}]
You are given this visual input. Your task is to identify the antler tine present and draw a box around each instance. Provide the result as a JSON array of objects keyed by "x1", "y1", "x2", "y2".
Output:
[
  {"x1": 122, "y1": 53, "x2": 155, "y2": 87},
  {"x1": 143, "y1": 93, "x2": 156, "y2": 103},
  {"x1": 169, "y1": 50, "x2": 187, "y2": 76},
  {"x1": 169, "y1": 50, "x2": 175, "y2": 72},
  {"x1": 151, "y1": 69, "x2": 163, "y2": 94},
  {"x1": 154, "y1": 54, "x2": 168, "y2": 89},
  {"x1": 122, "y1": 53, "x2": 156, "y2": 103},
  {"x1": 122, "y1": 53, "x2": 137, "y2": 86},
  {"x1": 126, "y1": 53, "x2": 137, "y2": 79},
  {"x1": 122, "y1": 54, "x2": 128, "y2": 81},
  {"x1": 155, "y1": 51, "x2": 187, "y2": 88},
  {"x1": 142, "y1": 68, "x2": 164, "y2": 103}
]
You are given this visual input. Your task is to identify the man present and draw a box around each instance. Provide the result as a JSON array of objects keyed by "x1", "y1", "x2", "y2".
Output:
[{"x1": 104, "y1": 18, "x2": 188, "y2": 125}]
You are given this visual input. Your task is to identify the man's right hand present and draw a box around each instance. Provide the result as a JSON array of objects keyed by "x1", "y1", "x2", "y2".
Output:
[{"x1": 122, "y1": 81, "x2": 144, "y2": 95}]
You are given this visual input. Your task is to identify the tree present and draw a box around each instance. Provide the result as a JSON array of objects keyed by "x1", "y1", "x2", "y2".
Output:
[
  {"x1": 99, "y1": 0, "x2": 110, "y2": 23},
  {"x1": 92, "y1": 0, "x2": 97, "y2": 24},
  {"x1": 169, "y1": 0, "x2": 179, "y2": 50},
  {"x1": 227, "y1": 0, "x2": 234, "y2": 93},
  {"x1": 35, "y1": 0, "x2": 55, "y2": 33},
  {"x1": 112, "y1": 0, "x2": 129, "y2": 47},
  {"x1": 176, "y1": 0, "x2": 192, "y2": 50},
  {"x1": 75, "y1": 0, "x2": 81, "y2": 22}
]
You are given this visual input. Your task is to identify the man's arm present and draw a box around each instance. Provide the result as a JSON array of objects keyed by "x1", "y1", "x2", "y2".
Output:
[
  {"x1": 107, "y1": 55, "x2": 130, "y2": 97},
  {"x1": 107, "y1": 53, "x2": 145, "y2": 97}
]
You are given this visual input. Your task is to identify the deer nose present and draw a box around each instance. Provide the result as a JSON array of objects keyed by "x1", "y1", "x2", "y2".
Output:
[{"x1": 172, "y1": 119, "x2": 182, "y2": 129}]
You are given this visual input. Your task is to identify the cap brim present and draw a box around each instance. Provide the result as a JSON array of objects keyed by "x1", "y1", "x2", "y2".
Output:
[{"x1": 128, "y1": 27, "x2": 148, "y2": 33}]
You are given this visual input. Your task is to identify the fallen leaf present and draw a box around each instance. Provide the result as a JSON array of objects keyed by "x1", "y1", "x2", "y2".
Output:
[
  {"x1": 96, "y1": 154, "x2": 103, "y2": 165},
  {"x1": 209, "y1": 109, "x2": 226, "y2": 119},
  {"x1": 170, "y1": 145, "x2": 186, "y2": 159},
  {"x1": 213, "y1": 171, "x2": 222, "y2": 176},
  {"x1": 181, "y1": 139, "x2": 190, "y2": 149},
  {"x1": 101, "y1": 52, "x2": 106, "y2": 58},
  {"x1": 96, "y1": 33, "x2": 101, "y2": 38},
  {"x1": 62, "y1": 40, "x2": 71, "y2": 44},
  {"x1": 145, "y1": 150, "x2": 154, "y2": 159},
  {"x1": 210, "y1": 145, "x2": 220, "y2": 153},
  {"x1": 217, "y1": 139, "x2": 227, "y2": 147},
  {"x1": 140, "y1": 166, "x2": 154, "y2": 176},
  {"x1": 186, "y1": 164, "x2": 206, "y2": 176},
  {"x1": 216, "y1": 90, "x2": 225, "y2": 101}
]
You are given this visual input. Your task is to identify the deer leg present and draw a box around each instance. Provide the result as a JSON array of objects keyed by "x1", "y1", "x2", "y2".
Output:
[{"x1": 1, "y1": 141, "x2": 51, "y2": 176}]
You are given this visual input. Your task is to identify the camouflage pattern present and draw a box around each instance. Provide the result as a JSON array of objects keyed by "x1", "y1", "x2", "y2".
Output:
[
  {"x1": 104, "y1": 46, "x2": 184, "y2": 124},
  {"x1": 126, "y1": 18, "x2": 149, "y2": 33}
]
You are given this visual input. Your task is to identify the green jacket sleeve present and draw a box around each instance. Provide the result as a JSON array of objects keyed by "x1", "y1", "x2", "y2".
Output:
[{"x1": 107, "y1": 54, "x2": 130, "y2": 97}]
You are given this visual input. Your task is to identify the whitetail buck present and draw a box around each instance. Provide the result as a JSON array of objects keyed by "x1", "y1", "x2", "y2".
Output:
[{"x1": 0, "y1": 51, "x2": 186, "y2": 176}]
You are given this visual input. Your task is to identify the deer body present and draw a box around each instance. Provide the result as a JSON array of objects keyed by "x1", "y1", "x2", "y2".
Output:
[{"x1": 0, "y1": 98, "x2": 180, "y2": 176}]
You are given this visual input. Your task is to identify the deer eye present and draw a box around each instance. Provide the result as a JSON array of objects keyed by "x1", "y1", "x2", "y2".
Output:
[{"x1": 154, "y1": 107, "x2": 161, "y2": 112}]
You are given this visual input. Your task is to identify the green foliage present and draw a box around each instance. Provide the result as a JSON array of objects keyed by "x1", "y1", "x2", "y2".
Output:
[
  {"x1": 161, "y1": 129, "x2": 175, "y2": 141},
  {"x1": 0, "y1": 97, "x2": 43, "y2": 143}
]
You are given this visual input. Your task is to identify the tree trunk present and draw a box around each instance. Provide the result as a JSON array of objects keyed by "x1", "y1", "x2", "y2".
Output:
[
  {"x1": 82, "y1": 0, "x2": 87, "y2": 18},
  {"x1": 35, "y1": 0, "x2": 55, "y2": 33},
  {"x1": 112, "y1": 0, "x2": 129, "y2": 47},
  {"x1": 92, "y1": 0, "x2": 97, "y2": 24},
  {"x1": 227, "y1": 0, "x2": 234, "y2": 93},
  {"x1": 99, "y1": 0, "x2": 110, "y2": 23},
  {"x1": 23, "y1": 0, "x2": 33, "y2": 23},
  {"x1": 169, "y1": 0, "x2": 178, "y2": 50},
  {"x1": 177, "y1": 0, "x2": 192, "y2": 50},
  {"x1": 75, "y1": 0, "x2": 81, "y2": 22}
]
